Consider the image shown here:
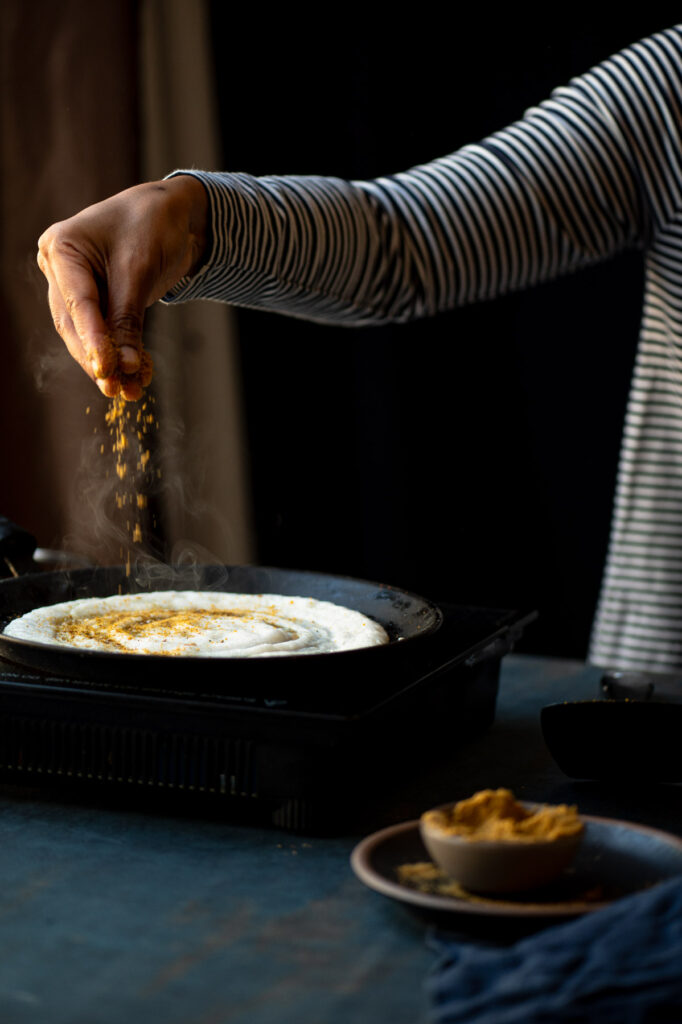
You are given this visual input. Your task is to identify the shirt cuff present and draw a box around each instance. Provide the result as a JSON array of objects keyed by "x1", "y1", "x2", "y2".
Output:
[{"x1": 161, "y1": 169, "x2": 223, "y2": 303}]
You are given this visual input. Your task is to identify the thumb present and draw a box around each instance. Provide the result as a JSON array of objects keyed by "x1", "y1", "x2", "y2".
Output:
[{"x1": 106, "y1": 305, "x2": 145, "y2": 375}]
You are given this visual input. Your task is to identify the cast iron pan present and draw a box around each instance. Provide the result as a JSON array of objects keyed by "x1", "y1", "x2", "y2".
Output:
[
  {"x1": 541, "y1": 700, "x2": 682, "y2": 783},
  {"x1": 0, "y1": 559, "x2": 443, "y2": 699}
]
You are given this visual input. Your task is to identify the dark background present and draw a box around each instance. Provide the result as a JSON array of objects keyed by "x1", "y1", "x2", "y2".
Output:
[{"x1": 208, "y1": 10, "x2": 679, "y2": 659}]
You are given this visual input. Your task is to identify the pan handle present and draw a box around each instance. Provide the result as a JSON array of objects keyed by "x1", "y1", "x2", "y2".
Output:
[{"x1": 0, "y1": 516, "x2": 38, "y2": 578}]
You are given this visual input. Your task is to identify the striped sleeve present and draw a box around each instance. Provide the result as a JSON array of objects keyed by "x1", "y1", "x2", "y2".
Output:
[
  {"x1": 164, "y1": 27, "x2": 682, "y2": 323},
  {"x1": 162, "y1": 26, "x2": 682, "y2": 673}
]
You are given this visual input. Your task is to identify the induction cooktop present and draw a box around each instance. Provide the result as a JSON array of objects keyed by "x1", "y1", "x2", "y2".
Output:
[{"x1": 0, "y1": 604, "x2": 534, "y2": 831}]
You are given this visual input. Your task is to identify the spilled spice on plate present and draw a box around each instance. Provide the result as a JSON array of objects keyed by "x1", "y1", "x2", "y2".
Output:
[{"x1": 395, "y1": 860, "x2": 608, "y2": 907}]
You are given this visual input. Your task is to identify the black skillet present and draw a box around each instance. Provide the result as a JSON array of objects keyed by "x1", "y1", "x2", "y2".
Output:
[
  {"x1": 541, "y1": 697, "x2": 682, "y2": 783},
  {"x1": 0, "y1": 518, "x2": 443, "y2": 700}
]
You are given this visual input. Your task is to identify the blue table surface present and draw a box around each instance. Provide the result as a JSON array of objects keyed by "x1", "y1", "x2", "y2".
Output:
[{"x1": 0, "y1": 654, "x2": 679, "y2": 1024}]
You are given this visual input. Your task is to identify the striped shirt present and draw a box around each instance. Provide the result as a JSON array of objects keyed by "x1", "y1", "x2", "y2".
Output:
[{"x1": 167, "y1": 25, "x2": 682, "y2": 674}]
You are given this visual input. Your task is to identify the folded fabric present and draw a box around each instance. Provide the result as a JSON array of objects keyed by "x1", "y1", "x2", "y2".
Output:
[{"x1": 426, "y1": 877, "x2": 682, "y2": 1023}]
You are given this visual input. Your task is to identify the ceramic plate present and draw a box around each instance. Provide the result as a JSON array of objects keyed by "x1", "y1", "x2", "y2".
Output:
[{"x1": 350, "y1": 814, "x2": 682, "y2": 918}]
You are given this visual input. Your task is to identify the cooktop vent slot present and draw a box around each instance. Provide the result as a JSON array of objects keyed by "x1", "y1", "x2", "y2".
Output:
[{"x1": 0, "y1": 715, "x2": 257, "y2": 796}]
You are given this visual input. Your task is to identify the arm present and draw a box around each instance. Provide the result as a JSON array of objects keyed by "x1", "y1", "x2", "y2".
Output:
[
  {"x1": 38, "y1": 27, "x2": 682, "y2": 395},
  {"x1": 167, "y1": 28, "x2": 682, "y2": 323}
]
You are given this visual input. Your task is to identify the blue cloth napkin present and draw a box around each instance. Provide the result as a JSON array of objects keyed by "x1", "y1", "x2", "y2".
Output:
[{"x1": 426, "y1": 877, "x2": 682, "y2": 1023}]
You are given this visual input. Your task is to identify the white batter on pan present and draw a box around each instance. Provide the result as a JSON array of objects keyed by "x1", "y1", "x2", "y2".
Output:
[{"x1": 3, "y1": 591, "x2": 389, "y2": 657}]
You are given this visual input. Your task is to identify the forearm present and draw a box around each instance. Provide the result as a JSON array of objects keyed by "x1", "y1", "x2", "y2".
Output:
[
  {"x1": 164, "y1": 139, "x2": 641, "y2": 327},
  {"x1": 163, "y1": 170, "x2": 402, "y2": 324},
  {"x1": 163, "y1": 28, "x2": 682, "y2": 325}
]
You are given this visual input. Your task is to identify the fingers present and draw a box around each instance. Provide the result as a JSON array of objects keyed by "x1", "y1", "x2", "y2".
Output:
[
  {"x1": 97, "y1": 349, "x2": 153, "y2": 403},
  {"x1": 118, "y1": 351, "x2": 153, "y2": 402},
  {"x1": 105, "y1": 300, "x2": 144, "y2": 374},
  {"x1": 38, "y1": 223, "x2": 150, "y2": 399},
  {"x1": 97, "y1": 375, "x2": 121, "y2": 398},
  {"x1": 38, "y1": 230, "x2": 117, "y2": 379},
  {"x1": 119, "y1": 345, "x2": 141, "y2": 374},
  {"x1": 44, "y1": 276, "x2": 97, "y2": 380}
]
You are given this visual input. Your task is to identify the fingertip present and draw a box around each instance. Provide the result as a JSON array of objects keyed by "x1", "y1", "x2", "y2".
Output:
[
  {"x1": 118, "y1": 345, "x2": 141, "y2": 374},
  {"x1": 120, "y1": 380, "x2": 143, "y2": 402},
  {"x1": 91, "y1": 344, "x2": 117, "y2": 380},
  {"x1": 97, "y1": 376, "x2": 120, "y2": 398}
]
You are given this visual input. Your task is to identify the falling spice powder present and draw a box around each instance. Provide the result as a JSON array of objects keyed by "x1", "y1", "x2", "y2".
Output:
[{"x1": 89, "y1": 392, "x2": 159, "y2": 577}]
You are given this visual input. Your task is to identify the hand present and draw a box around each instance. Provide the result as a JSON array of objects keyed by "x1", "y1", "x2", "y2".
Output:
[{"x1": 37, "y1": 175, "x2": 209, "y2": 400}]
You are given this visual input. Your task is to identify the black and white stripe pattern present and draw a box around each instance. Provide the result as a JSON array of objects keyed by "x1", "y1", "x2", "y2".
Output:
[{"x1": 167, "y1": 26, "x2": 682, "y2": 672}]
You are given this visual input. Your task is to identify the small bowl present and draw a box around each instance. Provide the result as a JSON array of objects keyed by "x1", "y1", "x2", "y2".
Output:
[{"x1": 419, "y1": 803, "x2": 584, "y2": 894}]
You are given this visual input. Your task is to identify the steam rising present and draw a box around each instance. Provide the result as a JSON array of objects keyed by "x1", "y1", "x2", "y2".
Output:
[
  {"x1": 131, "y1": 541, "x2": 234, "y2": 593},
  {"x1": 33, "y1": 308, "x2": 253, "y2": 587},
  {"x1": 59, "y1": 340, "x2": 236, "y2": 592}
]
